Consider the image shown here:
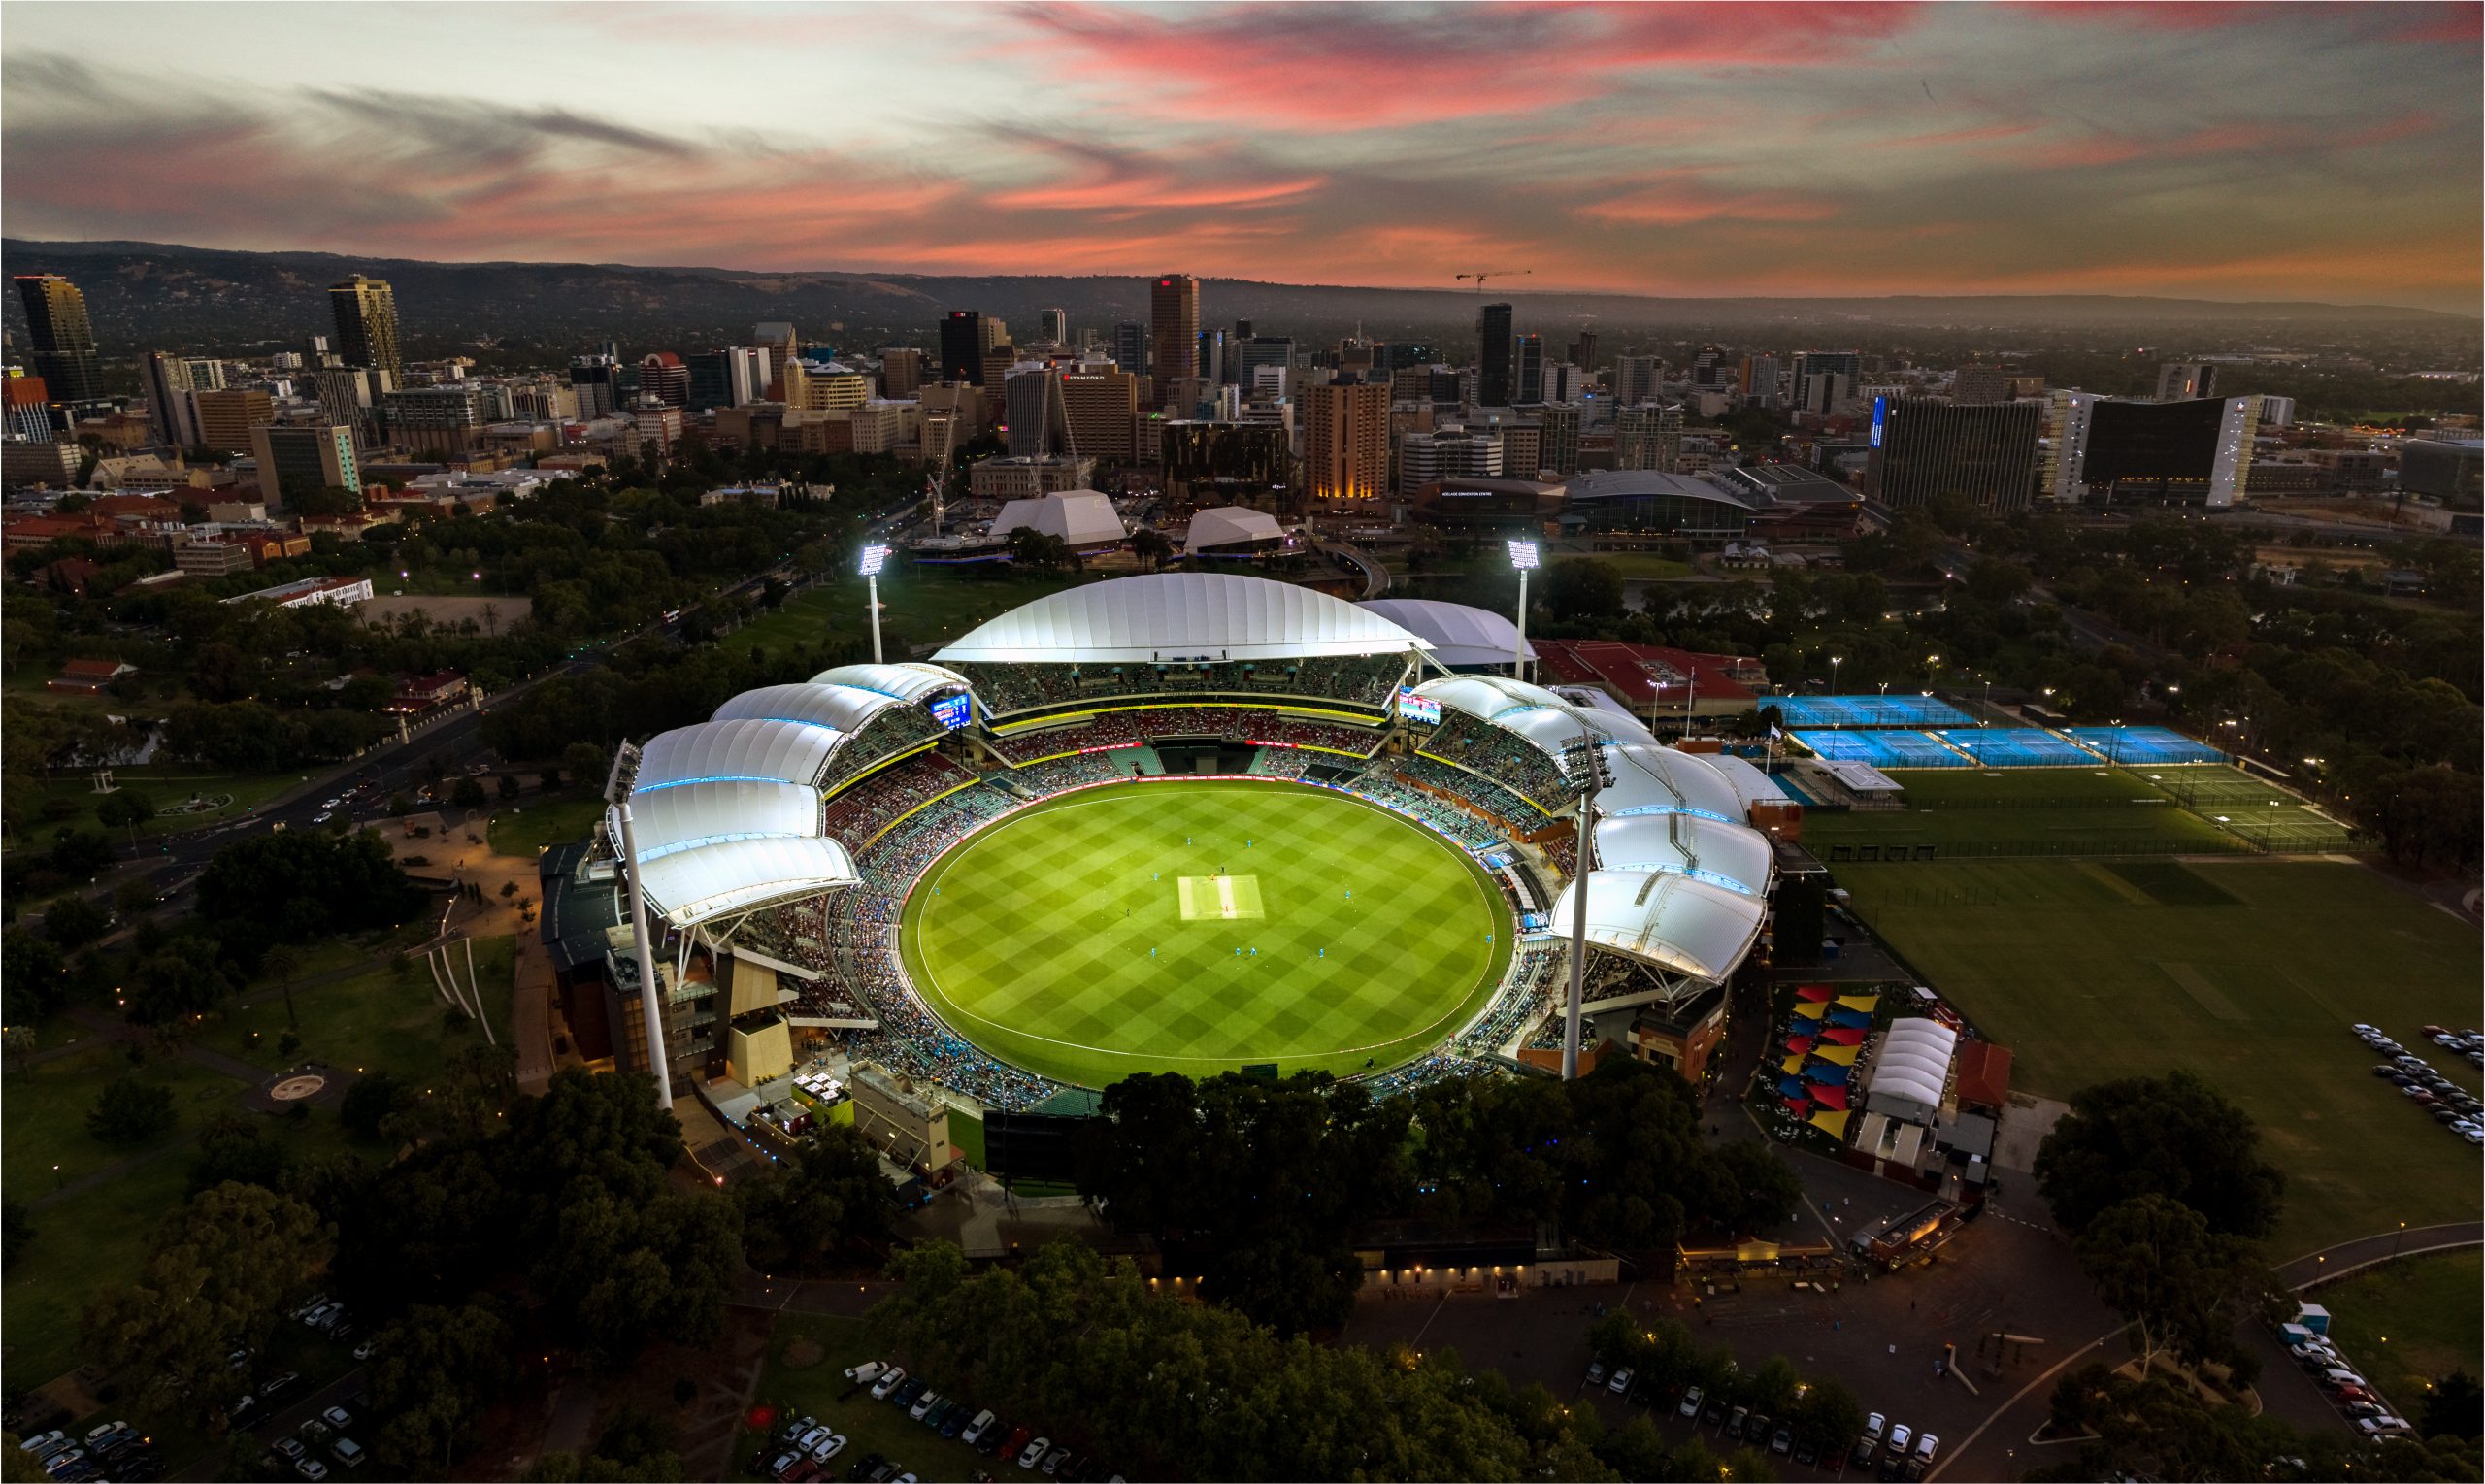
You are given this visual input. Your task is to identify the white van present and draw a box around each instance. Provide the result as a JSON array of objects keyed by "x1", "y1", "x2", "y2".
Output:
[
  {"x1": 845, "y1": 1360, "x2": 887, "y2": 1384},
  {"x1": 331, "y1": 1439, "x2": 367, "y2": 1469}
]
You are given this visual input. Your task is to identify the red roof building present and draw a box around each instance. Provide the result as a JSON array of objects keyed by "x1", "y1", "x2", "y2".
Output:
[
  {"x1": 1532, "y1": 639, "x2": 1764, "y2": 720},
  {"x1": 1954, "y1": 1040, "x2": 2013, "y2": 1113},
  {"x1": 50, "y1": 657, "x2": 138, "y2": 693}
]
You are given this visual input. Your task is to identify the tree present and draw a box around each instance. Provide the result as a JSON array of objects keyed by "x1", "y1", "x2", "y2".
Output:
[
  {"x1": 2074, "y1": 1194, "x2": 2280, "y2": 1374},
  {"x1": 1790, "y1": 1374, "x2": 1868, "y2": 1456},
  {"x1": 1129, "y1": 527, "x2": 1175, "y2": 572},
  {"x1": 386, "y1": 792, "x2": 414, "y2": 818},
  {"x1": 3, "y1": 931, "x2": 67, "y2": 1024},
  {"x1": 496, "y1": 774, "x2": 522, "y2": 802},
  {"x1": 189, "y1": 1112, "x2": 288, "y2": 1194},
  {"x1": 340, "y1": 1071, "x2": 412, "y2": 1139},
  {"x1": 451, "y1": 775, "x2": 488, "y2": 809},
  {"x1": 87, "y1": 1077, "x2": 177, "y2": 1144},
  {"x1": 367, "y1": 1301, "x2": 517, "y2": 1473},
  {"x1": 2424, "y1": 1369, "x2": 2483, "y2": 1442},
  {"x1": 124, "y1": 943, "x2": 236, "y2": 1026},
  {"x1": 562, "y1": 742, "x2": 612, "y2": 791},
  {"x1": 264, "y1": 945, "x2": 302, "y2": 1031},
  {"x1": 96, "y1": 790, "x2": 157, "y2": 832},
  {"x1": 1543, "y1": 556, "x2": 1624, "y2": 620},
  {"x1": 41, "y1": 893, "x2": 110, "y2": 949},
  {"x1": 83, "y1": 1182, "x2": 332, "y2": 1424},
  {"x1": 196, "y1": 830, "x2": 426, "y2": 949},
  {"x1": 2036, "y1": 1070, "x2": 2284, "y2": 1238},
  {"x1": 2, "y1": 1198, "x2": 32, "y2": 1270},
  {"x1": 735, "y1": 1121, "x2": 897, "y2": 1272}
]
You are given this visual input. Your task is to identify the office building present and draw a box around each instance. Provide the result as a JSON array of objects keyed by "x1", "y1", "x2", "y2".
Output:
[
  {"x1": 328, "y1": 275, "x2": 402, "y2": 387},
  {"x1": 249, "y1": 423, "x2": 359, "y2": 508},
  {"x1": 1535, "y1": 402, "x2": 1581, "y2": 478},
  {"x1": 879, "y1": 347, "x2": 924, "y2": 399},
  {"x1": 140, "y1": 352, "x2": 200, "y2": 448},
  {"x1": 1162, "y1": 421, "x2": 1293, "y2": 507},
  {"x1": 312, "y1": 366, "x2": 378, "y2": 448},
  {"x1": 13, "y1": 274, "x2": 105, "y2": 408},
  {"x1": 1058, "y1": 368, "x2": 1138, "y2": 461},
  {"x1": 2155, "y1": 361, "x2": 2216, "y2": 402},
  {"x1": 978, "y1": 345, "x2": 1019, "y2": 406},
  {"x1": 5, "y1": 374, "x2": 55, "y2": 442},
  {"x1": 1950, "y1": 365, "x2": 2011, "y2": 405},
  {"x1": 1612, "y1": 354, "x2": 1666, "y2": 408},
  {"x1": 1615, "y1": 402, "x2": 1683, "y2": 473},
  {"x1": 636, "y1": 352, "x2": 688, "y2": 408},
  {"x1": 1569, "y1": 330, "x2": 1600, "y2": 372},
  {"x1": 784, "y1": 361, "x2": 870, "y2": 412},
  {"x1": 571, "y1": 354, "x2": 622, "y2": 418},
  {"x1": 2071, "y1": 396, "x2": 2261, "y2": 508},
  {"x1": 685, "y1": 347, "x2": 770, "y2": 412},
  {"x1": 2039, "y1": 390, "x2": 2102, "y2": 503},
  {"x1": 1864, "y1": 397, "x2": 2041, "y2": 511},
  {"x1": 940, "y1": 311, "x2": 985, "y2": 383},
  {"x1": 1151, "y1": 275, "x2": 1201, "y2": 397},
  {"x1": 1690, "y1": 345, "x2": 1729, "y2": 389},
  {"x1": 968, "y1": 453, "x2": 1095, "y2": 500},
  {"x1": 1304, "y1": 377, "x2": 1390, "y2": 503},
  {"x1": 382, "y1": 384, "x2": 490, "y2": 456},
  {"x1": 1238, "y1": 336, "x2": 1295, "y2": 390},
  {"x1": 634, "y1": 404, "x2": 684, "y2": 464},
  {"x1": 1475, "y1": 303, "x2": 1514, "y2": 408},
  {"x1": 1004, "y1": 365, "x2": 1075, "y2": 458},
  {"x1": 1741, "y1": 354, "x2": 1782, "y2": 409},
  {"x1": 2401, "y1": 438, "x2": 2483, "y2": 503},
  {"x1": 1197, "y1": 328, "x2": 1227, "y2": 385},
  {"x1": 193, "y1": 388, "x2": 276, "y2": 455},
  {"x1": 1109, "y1": 322, "x2": 1149, "y2": 378},
  {"x1": 1038, "y1": 308, "x2": 1069, "y2": 345},
  {"x1": 1798, "y1": 370, "x2": 1855, "y2": 417},
  {"x1": 1791, "y1": 349, "x2": 1862, "y2": 387},
  {"x1": 1515, "y1": 334, "x2": 1545, "y2": 406},
  {"x1": 1397, "y1": 423, "x2": 1504, "y2": 495}
]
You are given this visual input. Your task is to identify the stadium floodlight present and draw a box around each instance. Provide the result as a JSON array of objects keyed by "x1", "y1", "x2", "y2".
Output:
[
  {"x1": 1555, "y1": 731, "x2": 1611, "y2": 1083},
  {"x1": 859, "y1": 544, "x2": 893, "y2": 663},
  {"x1": 1507, "y1": 540, "x2": 1540, "y2": 680}
]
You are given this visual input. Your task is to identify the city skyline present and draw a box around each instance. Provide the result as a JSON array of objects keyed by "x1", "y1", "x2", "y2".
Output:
[{"x1": 2, "y1": 2, "x2": 2479, "y2": 313}]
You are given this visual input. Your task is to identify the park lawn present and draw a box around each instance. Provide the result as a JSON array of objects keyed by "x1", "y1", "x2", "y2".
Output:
[
  {"x1": 735, "y1": 571, "x2": 1088, "y2": 658},
  {"x1": 1594, "y1": 552, "x2": 1696, "y2": 580},
  {"x1": 727, "y1": 1313, "x2": 1006, "y2": 1484},
  {"x1": 2317, "y1": 1250, "x2": 2484, "y2": 1413},
  {"x1": 487, "y1": 794, "x2": 608, "y2": 856},
  {"x1": 201, "y1": 937, "x2": 514, "y2": 1088},
  {"x1": 1, "y1": 1146, "x2": 195, "y2": 1387},
  {"x1": 10, "y1": 765, "x2": 309, "y2": 842},
  {"x1": 1835, "y1": 859, "x2": 2484, "y2": 1256},
  {"x1": 1801, "y1": 799, "x2": 2239, "y2": 857},
  {"x1": 2, "y1": 1043, "x2": 248, "y2": 1192}
]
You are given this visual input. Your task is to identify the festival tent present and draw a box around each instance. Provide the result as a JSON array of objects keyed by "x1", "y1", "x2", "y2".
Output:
[
  {"x1": 1783, "y1": 1097, "x2": 1812, "y2": 1117},
  {"x1": 1827, "y1": 1007, "x2": 1873, "y2": 1029},
  {"x1": 1792, "y1": 1001, "x2": 1827, "y2": 1020},
  {"x1": 1785, "y1": 1035, "x2": 1816, "y2": 1055},
  {"x1": 1810, "y1": 1043, "x2": 1862, "y2": 1066},
  {"x1": 1781, "y1": 1053, "x2": 1807, "y2": 1073},
  {"x1": 1806, "y1": 1061, "x2": 1853, "y2": 1084},
  {"x1": 1818, "y1": 1026, "x2": 1868, "y2": 1046},
  {"x1": 1778, "y1": 1074, "x2": 1810, "y2": 1098},
  {"x1": 1836, "y1": 994, "x2": 1880, "y2": 1011},
  {"x1": 1807, "y1": 1083, "x2": 1851, "y2": 1111},
  {"x1": 1807, "y1": 1109, "x2": 1851, "y2": 1138},
  {"x1": 1796, "y1": 986, "x2": 1836, "y2": 1003}
]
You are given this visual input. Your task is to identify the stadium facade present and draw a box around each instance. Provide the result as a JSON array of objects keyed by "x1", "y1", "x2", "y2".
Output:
[{"x1": 548, "y1": 573, "x2": 1777, "y2": 1118}]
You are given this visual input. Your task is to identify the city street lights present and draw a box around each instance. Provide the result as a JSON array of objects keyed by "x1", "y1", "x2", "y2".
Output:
[
  {"x1": 1507, "y1": 540, "x2": 1539, "y2": 681},
  {"x1": 859, "y1": 544, "x2": 892, "y2": 665},
  {"x1": 1556, "y1": 732, "x2": 1613, "y2": 1083},
  {"x1": 1830, "y1": 655, "x2": 1842, "y2": 692}
]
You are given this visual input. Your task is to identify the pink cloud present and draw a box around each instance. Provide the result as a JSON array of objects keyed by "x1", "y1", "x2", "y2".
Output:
[{"x1": 1578, "y1": 173, "x2": 1841, "y2": 225}]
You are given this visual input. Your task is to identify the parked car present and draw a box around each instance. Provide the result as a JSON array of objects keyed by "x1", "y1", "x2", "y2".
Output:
[
  {"x1": 1585, "y1": 1361, "x2": 1607, "y2": 1388},
  {"x1": 272, "y1": 1439, "x2": 308, "y2": 1464},
  {"x1": 870, "y1": 1368, "x2": 907, "y2": 1401},
  {"x1": 1042, "y1": 1448, "x2": 1070, "y2": 1474},
  {"x1": 891, "y1": 1379, "x2": 927, "y2": 1411},
  {"x1": 1915, "y1": 1433, "x2": 1941, "y2": 1463},
  {"x1": 322, "y1": 1407, "x2": 354, "y2": 1432},
  {"x1": 295, "y1": 1461, "x2": 329, "y2": 1483},
  {"x1": 909, "y1": 1391, "x2": 942, "y2": 1422},
  {"x1": 1888, "y1": 1423, "x2": 1914, "y2": 1456},
  {"x1": 1678, "y1": 1386, "x2": 1705, "y2": 1420},
  {"x1": 1018, "y1": 1436, "x2": 1051, "y2": 1469},
  {"x1": 999, "y1": 1429, "x2": 1033, "y2": 1463},
  {"x1": 261, "y1": 1370, "x2": 302, "y2": 1400},
  {"x1": 1724, "y1": 1405, "x2": 1749, "y2": 1439},
  {"x1": 330, "y1": 1439, "x2": 366, "y2": 1469},
  {"x1": 1747, "y1": 1414, "x2": 1772, "y2": 1446},
  {"x1": 1772, "y1": 1424, "x2": 1794, "y2": 1455},
  {"x1": 811, "y1": 1435, "x2": 848, "y2": 1466},
  {"x1": 1607, "y1": 1366, "x2": 1634, "y2": 1395},
  {"x1": 962, "y1": 1410, "x2": 999, "y2": 1446},
  {"x1": 846, "y1": 1361, "x2": 887, "y2": 1384}
]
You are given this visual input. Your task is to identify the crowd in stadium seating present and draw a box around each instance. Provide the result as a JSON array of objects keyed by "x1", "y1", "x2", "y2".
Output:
[
  {"x1": 1420, "y1": 709, "x2": 1572, "y2": 807},
  {"x1": 1356, "y1": 944, "x2": 1564, "y2": 1099},
  {"x1": 1008, "y1": 751, "x2": 1133, "y2": 792},
  {"x1": 987, "y1": 707, "x2": 1383, "y2": 764},
  {"x1": 1395, "y1": 752, "x2": 1549, "y2": 829},
  {"x1": 821, "y1": 751, "x2": 977, "y2": 843},
  {"x1": 953, "y1": 654, "x2": 1407, "y2": 717},
  {"x1": 1344, "y1": 764, "x2": 1506, "y2": 852},
  {"x1": 816, "y1": 704, "x2": 949, "y2": 794}
]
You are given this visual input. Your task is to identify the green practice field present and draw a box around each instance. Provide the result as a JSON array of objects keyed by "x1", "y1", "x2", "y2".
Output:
[
  {"x1": 2318, "y1": 1250, "x2": 2483, "y2": 1411},
  {"x1": 899, "y1": 780, "x2": 1512, "y2": 1089},
  {"x1": 1837, "y1": 859, "x2": 2483, "y2": 1254},
  {"x1": 1803, "y1": 764, "x2": 2362, "y2": 858}
]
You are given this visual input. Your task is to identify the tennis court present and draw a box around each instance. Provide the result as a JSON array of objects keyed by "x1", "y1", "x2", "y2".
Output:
[
  {"x1": 2065, "y1": 725, "x2": 2229, "y2": 765},
  {"x1": 2129, "y1": 766, "x2": 2365, "y2": 852},
  {"x1": 1769, "y1": 694, "x2": 1977, "y2": 729},
  {"x1": 1942, "y1": 729, "x2": 2100, "y2": 768},
  {"x1": 1792, "y1": 729, "x2": 1974, "y2": 769}
]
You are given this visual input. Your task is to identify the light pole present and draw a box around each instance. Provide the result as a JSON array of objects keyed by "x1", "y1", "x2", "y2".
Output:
[
  {"x1": 859, "y1": 544, "x2": 892, "y2": 665},
  {"x1": 1557, "y1": 732, "x2": 1613, "y2": 1082},
  {"x1": 1507, "y1": 540, "x2": 1539, "y2": 682}
]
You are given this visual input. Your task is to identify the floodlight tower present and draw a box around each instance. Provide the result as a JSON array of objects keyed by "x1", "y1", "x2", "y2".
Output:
[
  {"x1": 859, "y1": 544, "x2": 892, "y2": 664},
  {"x1": 1557, "y1": 731, "x2": 1613, "y2": 1081},
  {"x1": 604, "y1": 744, "x2": 673, "y2": 1112},
  {"x1": 1507, "y1": 539, "x2": 1539, "y2": 681}
]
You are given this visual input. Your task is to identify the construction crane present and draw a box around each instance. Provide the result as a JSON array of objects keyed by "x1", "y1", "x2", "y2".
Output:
[{"x1": 1456, "y1": 269, "x2": 1533, "y2": 291}]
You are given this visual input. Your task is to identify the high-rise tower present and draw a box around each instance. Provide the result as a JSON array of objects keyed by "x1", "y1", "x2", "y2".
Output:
[
  {"x1": 13, "y1": 274, "x2": 104, "y2": 406},
  {"x1": 1150, "y1": 275, "x2": 1201, "y2": 401},
  {"x1": 327, "y1": 275, "x2": 402, "y2": 388}
]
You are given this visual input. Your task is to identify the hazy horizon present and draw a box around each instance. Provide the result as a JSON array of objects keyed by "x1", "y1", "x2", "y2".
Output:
[{"x1": 3, "y1": 2, "x2": 2480, "y2": 313}]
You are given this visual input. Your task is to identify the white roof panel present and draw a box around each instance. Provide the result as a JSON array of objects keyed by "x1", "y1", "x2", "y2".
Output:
[
  {"x1": 1184, "y1": 506, "x2": 1286, "y2": 553},
  {"x1": 620, "y1": 779, "x2": 821, "y2": 861},
  {"x1": 1544, "y1": 870, "x2": 1766, "y2": 981},
  {"x1": 1603, "y1": 743, "x2": 1752, "y2": 825},
  {"x1": 711, "y1": 682, "x2": 883, "y2": 734},
  {"x1": 992, "y1": 490, "x2": 1126, "y2": 548},
  {"x1": 934, "y1": 572, "x2": 1433, "y2": 664},
  {"x1": 636, "y1": 718, "x2": 842, "y2": 790},
  {"x1": 1411, "y1": 674, "x2": 1571, "y2": 723},
  {"x1": 635, "y1": 836, "x2": 857, "y2": 928},
  {"x1": 1365, "y1": 599, "x2": 1535, "y2": 668},
  {"x1": 807, "y1": 662, "x2": 971, "y2": 702},
  {"x1": 1592, "y1": 811, "x2": 1773, "y2": 897}
]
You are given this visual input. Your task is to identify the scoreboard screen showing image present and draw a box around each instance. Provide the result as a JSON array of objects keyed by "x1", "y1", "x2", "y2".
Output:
[
  {"x1": 1397, "y1": 688, "x2": 1442, "y2": 726},
  {"x1": 931, "y1": 692, "x2": 972, "y2": 731}
]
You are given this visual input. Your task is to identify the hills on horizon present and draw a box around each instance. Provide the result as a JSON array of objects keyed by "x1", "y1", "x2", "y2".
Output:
[{"x1": 3, "y1": 237, "x2": 2473, "y2": 363}]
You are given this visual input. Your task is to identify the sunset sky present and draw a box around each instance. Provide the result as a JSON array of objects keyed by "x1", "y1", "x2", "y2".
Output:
[{"x1": 3, "y1": 1, "x2": 2478, "y2": 312}]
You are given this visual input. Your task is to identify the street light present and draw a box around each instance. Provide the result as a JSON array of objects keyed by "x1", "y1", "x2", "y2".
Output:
[
  {"x1": 859, "y1": 544, "x2": 892, "y2": 665},
  {"x1": 1507, "y1": 540, "x2": 1539, "y2": 681},
  {"x1": 1830, "y1": 655, "x2": 1842, "y2": 692}
]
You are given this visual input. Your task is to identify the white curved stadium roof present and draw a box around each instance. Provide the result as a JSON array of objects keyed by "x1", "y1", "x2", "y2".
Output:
[
  {"x1": 1545, "y1": 871, "x2": 1768, "y2": 983},
  {"x1": 1361, "y1": 599, "x2": 1534, "y2": 669},
  {"x1": 622, "y1": 779, "x2": 822, "y2": 862},
  {"x1": 809, "y1": 662, "x2": 971, "y2": 701},
  {"x1": 1869, "y1": 1019, "x2": 1959, "y2": 1110},
  {"x1": 636, "y1": 717, "x2": 844, "y2": 792},
  {"x1": 934, "y1": 572, "x2": 1433, "y2": 664},
  {"x1": 1410, "y1": 674, "x2": 1775, "y2": 980},
  {"x1": 633, "y1": 835, "x2": 856, "y2": 928},
  {"x1": 712, "y1": 683, "x2": 880, "y2": 735}
]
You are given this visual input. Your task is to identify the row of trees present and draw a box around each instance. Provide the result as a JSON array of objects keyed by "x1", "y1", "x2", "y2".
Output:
[
  {"x1": 867, "y1": 1238, "x2": 1776, "y2": 1484},
  {"x1": 1585, "y1": 1308, "x2": 1868, "y2": 1458},
  {"x1": 1074, "y1": 1059, "x2": 1805, "y2": 1335}
]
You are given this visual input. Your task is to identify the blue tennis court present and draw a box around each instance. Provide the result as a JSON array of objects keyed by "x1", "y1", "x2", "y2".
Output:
[
  {"x1": 1768, "y1": 694, "x2": 1978, "y2": 729},
  {"x1": 1792, "y1": 730, "x2": 1974, "y2": 769},
  {"x1": 1944, "y1": 729, "x2": 2100, "y2": 768},
  {"x1": 2064, "y1": 726, "x2": 2229, "y2": 766}
]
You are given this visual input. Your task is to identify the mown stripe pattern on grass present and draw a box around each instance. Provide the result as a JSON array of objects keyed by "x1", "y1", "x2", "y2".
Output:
[{"x1": 901, "y1": 781, "x2": 1510, "y2": 1088}]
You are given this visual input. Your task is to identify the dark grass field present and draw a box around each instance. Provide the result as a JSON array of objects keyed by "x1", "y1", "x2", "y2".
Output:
[
  {"x1": 898, "y1": 780, "x2": 1512, "y2": 1089},
  {"x1": 1835, "y1": 859, "x2": 2482, "y2": 1256}
]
